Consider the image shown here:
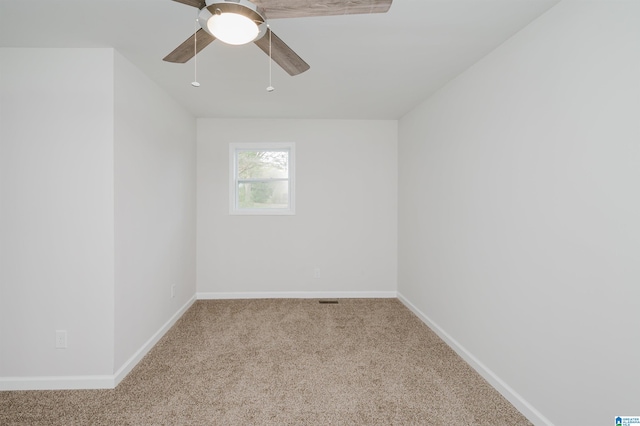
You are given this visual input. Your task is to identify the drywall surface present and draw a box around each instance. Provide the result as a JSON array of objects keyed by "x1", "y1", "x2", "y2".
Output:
[
  {"x1": 398, "y1": 1, "x2": 640, "y2": 425},
  {"x1": 113, "y1": 53, "x2": 197, "y2": 372},
  {"x1": 197, "y1": 119, "x2": 397, "y2": 297},
  {"x1": 0, "y1": 48, "x2": 115, "y2": 378}
]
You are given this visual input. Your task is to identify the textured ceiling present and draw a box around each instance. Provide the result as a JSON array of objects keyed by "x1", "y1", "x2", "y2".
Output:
[{"x1": 0, "y1": 0, "x2": 559, "y2": 119}]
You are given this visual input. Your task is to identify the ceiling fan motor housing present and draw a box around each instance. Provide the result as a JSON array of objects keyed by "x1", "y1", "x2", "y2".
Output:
[{"x1": 199, "y1": 0, "x2": 268, "y2": 42}]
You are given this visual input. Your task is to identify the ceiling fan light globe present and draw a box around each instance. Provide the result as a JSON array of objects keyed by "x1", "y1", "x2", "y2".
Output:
[{"x1": 208, "y1": 13, "x2": 259, "y2": 45}]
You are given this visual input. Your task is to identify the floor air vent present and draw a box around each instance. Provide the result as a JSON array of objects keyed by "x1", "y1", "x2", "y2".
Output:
[{"x1": 319, "y1": 300, "x2": 339, "y2": 304}]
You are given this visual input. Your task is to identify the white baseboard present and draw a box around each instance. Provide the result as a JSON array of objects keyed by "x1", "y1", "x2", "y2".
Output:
[
  {"x1": 113, "y1": 295, "x2": 196, "y2": 387},
  {"x1": 0, "y1": 295, "x2": 196, "y2": 392},
  {"x1": 197, "y1": 291, "x2": 397, "y2": 300},
  {"x1": 0, "y1": 375, "x2": 115, "y2": 391},
  {"x1": 396, "y1": 292, "x2": 553, "y2": 426}
]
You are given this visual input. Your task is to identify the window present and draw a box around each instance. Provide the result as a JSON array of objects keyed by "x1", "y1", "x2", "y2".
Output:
[{"x1": 229, "y1": 142, "x2": 295, "y2": 215}]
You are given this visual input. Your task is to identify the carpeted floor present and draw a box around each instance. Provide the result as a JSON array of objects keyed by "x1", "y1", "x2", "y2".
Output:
[{"x1": 1, "y1": 299, "x2": 532, "y2": 425}]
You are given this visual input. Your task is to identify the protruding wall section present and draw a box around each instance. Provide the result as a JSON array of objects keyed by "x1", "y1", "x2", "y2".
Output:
[
  {"x1": 113, "y1": 51, "x2": 197, "y2": 377},
  {"x1": 0, "y1": 48, "x2": 197, "y2": 389},
  {"x1": 0, "y1": 49, "x2": 116, "y2": 386}
]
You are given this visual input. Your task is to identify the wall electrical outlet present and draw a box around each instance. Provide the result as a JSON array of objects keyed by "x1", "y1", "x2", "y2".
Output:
[
  {"x1": 55, "y1": 330, "x2": 67, "y2": 349},
  {"x1": 171, "y1": 284, "x2": 176, "y2": 298},
  {"x1": 313, "y1": 267, "x2": 321, "y2": 279}
]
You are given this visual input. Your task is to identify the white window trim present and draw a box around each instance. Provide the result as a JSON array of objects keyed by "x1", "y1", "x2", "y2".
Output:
[{"x1": 229, "y1": 142, "x2": 296, "y2": 215}]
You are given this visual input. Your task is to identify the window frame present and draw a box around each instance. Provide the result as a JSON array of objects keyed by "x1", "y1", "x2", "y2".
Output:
[{"x1": 229, "y1": 142, "x2": 296, "y2": 215}]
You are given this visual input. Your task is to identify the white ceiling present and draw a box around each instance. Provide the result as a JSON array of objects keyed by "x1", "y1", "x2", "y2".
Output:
[{"x1": 0, "y1": 0, "x2": 559, "y2": 119}]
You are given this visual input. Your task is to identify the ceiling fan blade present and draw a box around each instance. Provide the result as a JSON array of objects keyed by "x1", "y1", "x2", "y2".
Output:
[
  {"x1": 254, "y1": 29, "x2": 310, "y2": 76},
  {"x1": 171, "y1": 0, "x2": 206, "y2": 8},
  {"x1": 254, "y1": 0, "x2": 392, "y2": 19},
  {"x1": 163, "y1": 29, "x2": 215, "y2": 63}
]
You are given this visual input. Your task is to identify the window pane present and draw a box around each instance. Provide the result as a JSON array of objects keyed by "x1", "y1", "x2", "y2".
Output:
[
  {"x1": 238, "y1": 181, "x2": 289, "y2": 209},
  {"x1": 230, "y1": 142, "x2": 295, "y2": 215},
  {"x1": 238, "y1": 150, "x2": 288, "y2": 179}
]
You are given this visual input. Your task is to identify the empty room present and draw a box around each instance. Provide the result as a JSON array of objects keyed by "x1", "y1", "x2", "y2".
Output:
[{"x1": 1, "y1": 1, "x2": 638, "y2": 425}]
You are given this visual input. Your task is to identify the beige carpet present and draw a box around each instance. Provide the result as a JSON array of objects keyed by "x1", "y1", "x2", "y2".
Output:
[{"x1": 1, "y1": 299, "x2": 532, "y2": 425}]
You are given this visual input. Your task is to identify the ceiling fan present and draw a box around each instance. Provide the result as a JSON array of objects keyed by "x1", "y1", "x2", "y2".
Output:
[{"x1": 164, "y1": 0, "x2": 393, "y2": 76}]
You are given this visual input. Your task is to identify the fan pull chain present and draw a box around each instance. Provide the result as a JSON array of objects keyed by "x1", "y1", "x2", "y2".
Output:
[
  {"x1": 192, "y1": 15, "x2": 200, "y2": 87},
  {"x1": 266, "y1": 26, "x2": 274, "y2": 92}
]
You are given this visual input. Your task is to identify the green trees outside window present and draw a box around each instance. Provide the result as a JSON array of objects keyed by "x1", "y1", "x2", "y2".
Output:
[{"x1": 236, "y1": 149, "x2": 290, "y2": 209}]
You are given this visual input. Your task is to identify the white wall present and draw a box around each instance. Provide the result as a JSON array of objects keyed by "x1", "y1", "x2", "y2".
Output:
[
  {"x1": 398, "y1": 1, "x2": 640, "y2": 425},
  {"x1": 0, "y1": 48, "x2": 197, "y2": 389},
  {"x1": 0, "y1": 49, "x2": 115, "y2": 380},
  {"x1": 113, "y1": 53, "x2": 196, "y2": 374},
  {"x1": 197, "y1": 119, "x2": 397, "y2": 297}
]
